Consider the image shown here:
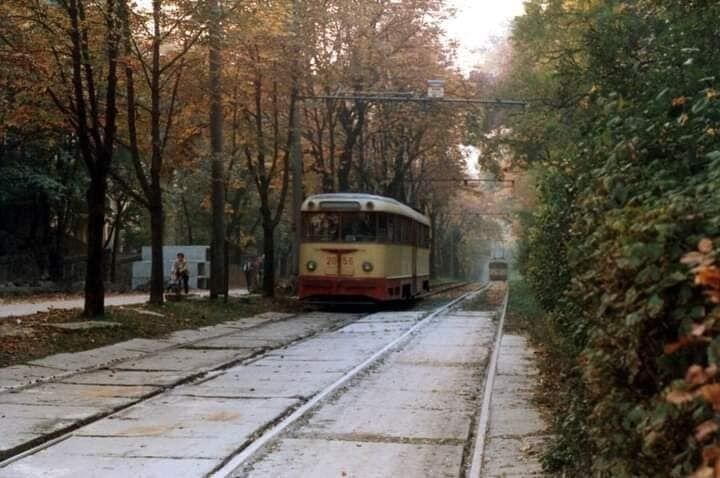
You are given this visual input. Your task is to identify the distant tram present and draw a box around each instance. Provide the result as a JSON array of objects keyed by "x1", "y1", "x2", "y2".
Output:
[
  {"x1": 298, "y1": 193, "x2": 431, "y2": 303},
  {"x1": 489, "y1": 261, "x2": 508, "y2": 281}
]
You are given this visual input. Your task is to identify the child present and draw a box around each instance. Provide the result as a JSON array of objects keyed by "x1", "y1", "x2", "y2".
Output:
[{"x1": 171, "y1": 252, "x2": 189, "y2": 294}]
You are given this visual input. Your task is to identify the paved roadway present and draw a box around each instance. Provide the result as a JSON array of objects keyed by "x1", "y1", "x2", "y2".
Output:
[
  {"x1": 0, "y1": 290, "x2": 249, "y2": 319},
  {"x1": 0, "y1": 287, "x2": 540, "y2": 478}
]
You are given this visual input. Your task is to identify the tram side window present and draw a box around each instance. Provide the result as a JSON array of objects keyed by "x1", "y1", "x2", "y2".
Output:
[
  {"x1": 417, "y1": 225, "x2": 426, "y2": 248},
  {"x1": 391, "y1": 215, "x2": 399, "y2": 243},
  {"x1": 303, "y1": 213, "x2": 340, "y2": 241},
  {"x1": 378, "y1": 213, "x2": 389, "y2": 242},
  {"x1": 377, "y1": 214, "x2": 429, "y2": 245},
  {"x1": 341, "y1": 212, "x2": 376, "y2": 242},
  {"x1": 398, "y1": 217, "x2": 407, "y2": 244},
  {"x1": 403, "y1": 217, "x2": 412, "y2": 245},
  {"x1": 377, "y1": 213, "x2": 399, "y2": 244}
]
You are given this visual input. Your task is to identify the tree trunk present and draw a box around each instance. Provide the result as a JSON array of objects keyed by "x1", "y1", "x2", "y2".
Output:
[
  {"x1": 208, "y1": 0, "x2": 226, "y2": 299},
  {"x1": 337, "y1": 148, "x2": 353, "y2": 192},
  {"x1": 223, "y1": 238, "x2": 230, "y2": 302},
  {"x1": 56, "y1": 0, "x2": 121, "y2": 316},
  {"x1": 110, "y1": 213, "x2": 121, "y2": 284},
  {"x1": 262, "y1": 222, "x2": 274, "y2": 297},
  {"x1": 149, "y1": 193, "x2": 164, "y2": 304},
  {"x1": 84, "y1": 175, "x2": 107, "y2": 317},
  {"x1": 337, "y1": 103, "x2": 364, "y2": 192},
  {"x1": 148, "y1": 0, "x2": 165, "y2": 305},
  {"x1": 429, "y1": 213, "x2": 437, "y2": 279},
  {"x1": 181, "y1": 194, "x2": 193, "y2": 244},
  {"x1": 328, "y1": 110, "x2": 337, "y2": 192}
]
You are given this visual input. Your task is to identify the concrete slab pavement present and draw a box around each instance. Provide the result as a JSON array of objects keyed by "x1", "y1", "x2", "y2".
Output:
[
  {"x1": 1, "y1": 453, "x2": 216, "y2": 478},
  {"x1": 0, "y1": 365, "x2": 66, "y2": 391},
  {"x1": 28, "y1": 344, "x2": 147, "y2": 371},
  {"x1": 481, "y1": 334, "x2": 550, "y2": 477},
  {"x1": 74, "y1": 394, "x2": 298, "y2": 439},
  {"x1": 0, "y1": 309, "x2": 423, "y2": 475},
  {"x1": 2, "y1": 311, "x2": 285, "y2": 392},
  {"x1": 0, "y1": 294, "x2": 526, "y2": 478},
  {"x1": 238, "y1": 439, "x2": 464, "y2": 478},
  {"x1": 114, "y1": 347, "x2": 254, "y2": 372},
  {"x1": 232, "y1": 309, "x2": 497, "y2": 478},
  {"x1": 0, "y1": 309, "x2": 359, "y2": 463}
]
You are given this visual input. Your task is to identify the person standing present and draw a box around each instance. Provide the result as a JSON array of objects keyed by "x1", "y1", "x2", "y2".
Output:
[
  {"x1": 171, "y1": 252, "x2": 189, "y2": 294},
  {"x1": 256, "y1": 254, "x2": 264, "y2": 290},
  {"x1": 243, "y1": 259, "x2": 254, "y2": 291}
]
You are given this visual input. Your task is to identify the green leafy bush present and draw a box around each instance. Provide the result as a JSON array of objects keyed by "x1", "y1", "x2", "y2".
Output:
[{"x1": 499, "y1": 1, "x2": 720, "y2": 476}]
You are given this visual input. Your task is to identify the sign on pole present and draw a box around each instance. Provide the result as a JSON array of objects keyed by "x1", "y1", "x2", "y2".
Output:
[{"x1": 427, "y1": 80, "x2": 445, "y2": 99}]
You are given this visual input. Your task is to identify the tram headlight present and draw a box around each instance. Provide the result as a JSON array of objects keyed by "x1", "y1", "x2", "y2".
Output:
[
  {"x1": 362, "y1": 261, "x2": 373, "y2": 272},
  {"x1": 306, "y1": 260, "x2": 317, "y2": 272}
]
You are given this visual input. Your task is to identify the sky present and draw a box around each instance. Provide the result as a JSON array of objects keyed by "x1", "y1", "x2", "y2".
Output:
[
  {"x1": 443, "y1": 0, "x2": 526, "y2": 73},
  {"x1": 136, "y1": 0, "x2": 524, "y2": 74},
  {"x1": 441, "y1": 1, "x2": 526, "y2": 174}
]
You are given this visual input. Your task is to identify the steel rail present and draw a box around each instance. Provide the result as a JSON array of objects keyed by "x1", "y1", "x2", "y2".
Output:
[
  {"x1": 0, "y1": 311, "x2": 353, "y2": 467},
  {"x1": 209, "y1": 284, "x2": 490, "y2": 477},
  {"x1": 467, "y1": 285, "x2": 510, "y2": 478}
]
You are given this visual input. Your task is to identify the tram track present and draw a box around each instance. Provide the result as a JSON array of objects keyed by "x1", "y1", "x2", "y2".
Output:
[
  {"x1": 422, "y1": 280, "x2": 471, "y2": 298},
  {"x1": 210, "y1": 284, "x2": 489, "y2": 477},
  {"x1": 0, "y1": 312, "x2": 359, "y2": 465},
  {"x1": 465, "y1": 284, "x2": 510, "y2": 478},
  {"x1": 0, "y1": 283, "x2": 484, "y2": 472}
]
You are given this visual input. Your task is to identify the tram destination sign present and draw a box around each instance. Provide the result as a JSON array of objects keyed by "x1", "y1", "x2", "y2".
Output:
[{"x1": 319, "y1": 201, "x2": 361, "y2": 210}]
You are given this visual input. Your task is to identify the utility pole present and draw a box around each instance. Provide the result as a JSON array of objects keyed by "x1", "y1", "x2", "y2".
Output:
[{"x1": 289, "y1": 0, "x2": 302, "y2": 279}]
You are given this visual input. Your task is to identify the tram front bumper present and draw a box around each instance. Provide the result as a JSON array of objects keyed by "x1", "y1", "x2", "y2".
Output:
[{"x1": 299, "y1": 276, "x2": 393, "y2": 302}]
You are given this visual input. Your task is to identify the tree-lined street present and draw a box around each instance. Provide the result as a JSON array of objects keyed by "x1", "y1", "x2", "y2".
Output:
[
  {"x1": 0, "y1": 286, "x2": 542, "y2": 478},
  {"x1": 4, "y1": 0, "x2": 720, "y2": 475}
]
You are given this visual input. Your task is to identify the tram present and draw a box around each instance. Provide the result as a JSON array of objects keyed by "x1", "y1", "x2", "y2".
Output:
[
  {"x1": 298, "y1": 193, "x2": 431, "y2": 303},
  {"x1": 488, "y1": 261, "x2": 509, "y2": 281}
]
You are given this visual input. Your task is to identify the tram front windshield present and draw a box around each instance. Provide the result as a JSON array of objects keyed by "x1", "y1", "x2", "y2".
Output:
[{"x1": 303, "y1": 212, "x2": 376, "y2": 242}]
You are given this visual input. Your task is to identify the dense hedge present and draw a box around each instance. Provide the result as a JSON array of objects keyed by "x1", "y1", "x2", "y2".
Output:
[{"x1": 503, "y1": 1, "x2": 720, "y2": 476}]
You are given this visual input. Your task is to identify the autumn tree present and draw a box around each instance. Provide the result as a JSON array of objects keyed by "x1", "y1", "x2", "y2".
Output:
[
  {"x1": 0, "y1": 8, "x2": 86, "y2": 281},
  {"x1": 112, "y1": 0, "x2": 203, "y2": 304},
  {"x1": 222, "y1": 0, "x2": 297, "y2": 297},
  {"x1": 302, "y1": 0, "x2": 453, "y2": 194},
  {"x1": 7, "y1": 0, "x2": 124, "y2": 315}
]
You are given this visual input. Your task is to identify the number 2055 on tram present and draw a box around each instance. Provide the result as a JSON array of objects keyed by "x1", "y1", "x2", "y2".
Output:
[{"x1": 299, "y1": 193, "x2": 431, "y2": 303}]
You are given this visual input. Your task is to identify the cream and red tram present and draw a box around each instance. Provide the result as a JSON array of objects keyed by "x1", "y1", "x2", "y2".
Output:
[{"x1": 299, "y1": 193, "x2": 431, "y2": 302}]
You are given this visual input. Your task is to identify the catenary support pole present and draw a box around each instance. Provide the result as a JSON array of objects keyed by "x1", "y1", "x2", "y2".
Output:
[{"x1": 290, "y1": 0, "x2": 303, "y2": 279}]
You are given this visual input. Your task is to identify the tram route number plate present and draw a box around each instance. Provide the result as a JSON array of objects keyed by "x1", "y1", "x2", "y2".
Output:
[
  {"x1": 323, "y1": 256, "x2": 336, "y2": 274},
  {"x1": 325, "y1": 255, "x2": 354, "y2": 275},
  {"x1": 325, "y1": 256, "x2": 354, "y2": 266}
]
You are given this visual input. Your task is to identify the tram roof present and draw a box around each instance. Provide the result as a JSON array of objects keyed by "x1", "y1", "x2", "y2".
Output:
[{"x1": 301, "y1": 193, "x2": 430, "y2": 226}]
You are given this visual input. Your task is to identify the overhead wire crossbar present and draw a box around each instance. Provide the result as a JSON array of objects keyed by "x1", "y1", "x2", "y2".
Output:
[{"x1": 299, "y1": 94, "x2": 528, "y2": 108}]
